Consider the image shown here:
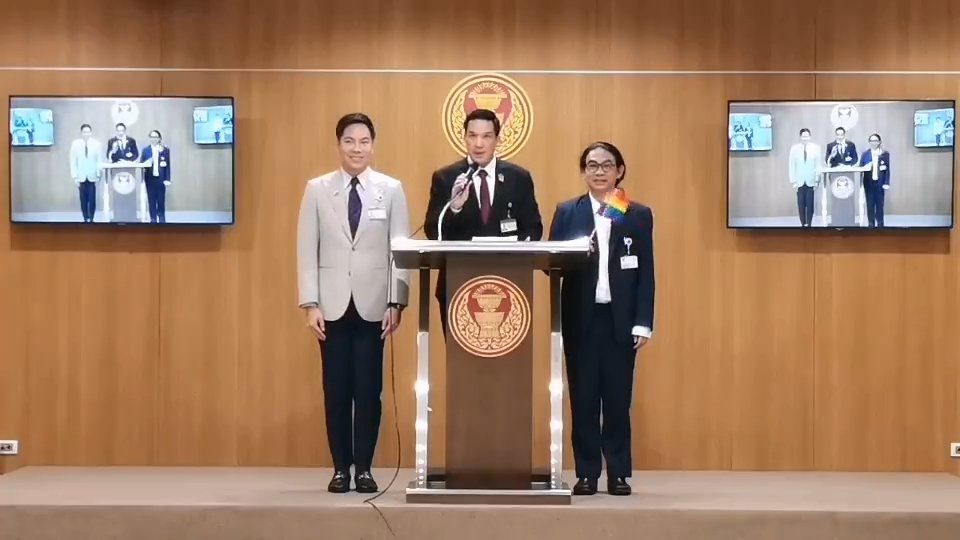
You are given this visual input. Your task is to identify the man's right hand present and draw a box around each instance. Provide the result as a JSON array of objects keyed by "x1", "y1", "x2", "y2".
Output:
[
  {"x1": 450, "y1": 174, "x2": 471, "y2": 211},
  {"x1": 306, "y1": 306, "x2": 326, "y2": 341}
]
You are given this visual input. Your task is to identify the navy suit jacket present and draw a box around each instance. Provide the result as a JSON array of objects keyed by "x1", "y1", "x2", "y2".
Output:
[
  {"x1": 549, "y1": 194, "x2": 655, "y2": 350},
  {"x1": 825, "y1": 141, "x2": 858, "y2": 168},
  {"x1": 423, "y1": 158, "x2": 543, "y2": 299},
  {"x1": 140, "y1": 145, "x2": 171, "y2": 183},
  {"x1": 859, "y1": 149, "x2": 891, "y2": 187},
  {"x1": 107, "y1": 136, "x2": 140, "y2": 162}
]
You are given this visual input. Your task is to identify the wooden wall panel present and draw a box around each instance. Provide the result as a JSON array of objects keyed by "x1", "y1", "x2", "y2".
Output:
[
  {"x1": 159, "y1": 0, "x2": 812, "y2": 71},
  {"x1": 1, "y1": 0, "x2": 958, "y2": 476},
  {"x1": 0, "y1": 0, "x2": 160, "y2": 67},
  {"x1": 813, "y1": 77, "x2": 958, "y2": 472},
  {"x1": 1, "y1": 72, "x2": 161, "y2": 471},
  {"x1": 815, "y1": 0, "x2": 960, "y2": 71}
]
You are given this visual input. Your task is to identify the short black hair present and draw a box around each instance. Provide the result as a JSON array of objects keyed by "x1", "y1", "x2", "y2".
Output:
[
  {"x1": 335, "y1": 113, "x2": 375, "y2": 141},
  {"x1": 149, "y1": 130, "x2": 162, "y2": 139},
  {"x1": 835, "y1": 126, "x2": 846, "y2": 134},
  {"x1": 579, "y1": 141, "x2": 627, "y2": 185},
  {"x1": 868, "y1": 132, "x2": 882, "y2": 142},
  {"x1": 116, "y1": 122, "x2": 126, "y2": 130},
  {"x1": 799, "y1": 128, "x2": 811, "y2": 136},
  {"x1": 463, "y1": 109, "x2": 501, "y2": 137},
  {"x1": 80, "y1": 124, "x2": 92, "y2": 131}
]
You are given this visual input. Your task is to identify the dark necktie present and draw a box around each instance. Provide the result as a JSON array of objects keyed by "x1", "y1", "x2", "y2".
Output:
[
  {"x1": 348, "y1": 177, "x2": 361, "y2": 238},
  {"x1": 84, "y1": 141, "x2": 89, "y2": 157},
  {"x1": 478, "y1": 169, "x2": 491, "y2": 225},
  {"x1": 802, "y1": 144, "x2": 807, "y2": 161}
]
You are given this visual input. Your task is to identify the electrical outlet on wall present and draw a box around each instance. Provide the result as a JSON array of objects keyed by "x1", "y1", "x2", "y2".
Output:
[
  {"x1": 0, "y1": 441, "x2": 18, "y2": 456},
  {"x1": 950, "y1": 442, "x2": 960, "y2": 458}
]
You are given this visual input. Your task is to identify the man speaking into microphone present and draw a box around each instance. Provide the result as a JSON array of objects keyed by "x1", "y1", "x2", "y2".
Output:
[{"x1": 423, "y1": 108, "x2": 543, "y2": 333}]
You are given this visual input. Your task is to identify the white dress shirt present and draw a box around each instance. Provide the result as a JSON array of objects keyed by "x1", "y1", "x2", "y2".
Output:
[
  {"x1": 871, "y1": 148, "x2": 880, "y2": 181},
  {"x1": 589, "y1": 193, "x2": 652, "y2": 339},
  {"x1": 151, "y1": 144, "x2": 163, "y2": 177}
]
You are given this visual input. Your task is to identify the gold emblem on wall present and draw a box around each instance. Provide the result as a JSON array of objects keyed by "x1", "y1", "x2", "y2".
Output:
[
  {"x1": 442, "y1": 73, "x2": 533, "y2": 159},
  {"x1": 448, "y1": 275, "x2": 532, "y2": 358}
]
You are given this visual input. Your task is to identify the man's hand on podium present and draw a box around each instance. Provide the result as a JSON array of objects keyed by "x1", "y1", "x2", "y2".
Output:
[{"x1": 305, "y1": 306, "x2": 326, "y2": 341}]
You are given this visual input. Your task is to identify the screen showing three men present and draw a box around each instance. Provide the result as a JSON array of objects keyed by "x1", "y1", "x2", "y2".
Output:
[
  {"x1": 9, "y1": 96, "x2": 235, "y2": 225},
  {"x1": 728, "y1": 100, "x2": 955, "y2": 229}
]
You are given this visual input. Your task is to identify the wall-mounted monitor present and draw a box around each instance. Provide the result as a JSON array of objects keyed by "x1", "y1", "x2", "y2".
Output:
[
  {"x1": 728, "y1": 100, "x2": 954, "y2": 230},
  {"x1": 9, "y1": 96, "x2": 236, "y2": 225},
  {"x1": 10, "y1": 107, "x2": 55, "y2": 147}
]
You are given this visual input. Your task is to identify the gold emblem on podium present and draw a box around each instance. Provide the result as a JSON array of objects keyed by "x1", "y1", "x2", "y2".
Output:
[
  {"x1": 442, "y1": 73, "x2": 533, "y2": 160},
  {"x1": 448, "y1": 275, "x2": 531, "y2": 358}
]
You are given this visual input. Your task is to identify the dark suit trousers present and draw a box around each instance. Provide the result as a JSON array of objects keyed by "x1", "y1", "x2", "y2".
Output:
[
  {"x1": 78, "y1": 181, "x2": 96, "y2": 221},
  {"x1": 318, "y1": 300, "x2": 384, "y2": 473},
  {"x1": 566, "y1": 303, "x2": 636, "y2": 479},
  {"x1": 865, "y1": 183, "x2": 885, "y2": 227},
  {"x1": 145, "y1": 177, "x2": 167, "y2": 223},
  {"x1": 796, "y1": 185, "x2": 815, "y2": 226}
]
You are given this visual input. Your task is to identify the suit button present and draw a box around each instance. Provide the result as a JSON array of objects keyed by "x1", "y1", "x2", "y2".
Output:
[{"x1": 352, "y1": 247, "x2": 356, "y2": 251}]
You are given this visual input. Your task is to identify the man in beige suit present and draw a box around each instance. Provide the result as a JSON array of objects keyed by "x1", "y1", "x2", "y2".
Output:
[{"x1": 297, "y1": 113, "x2": 410, "y2": 494}]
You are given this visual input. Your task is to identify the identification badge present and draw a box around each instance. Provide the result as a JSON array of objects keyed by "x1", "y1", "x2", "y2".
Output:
[
  {"x1": 620, "y1": 255, "x2": 638, "y2": 270},
  {"x1": 844, "y1": 156, "x2": 853, "y2": 162},
  {"x1": 500, "y1": 219, "x2": 518, "y2": 233},
  {"x1": 368, "y1": 207, "x2": 387, "y2": 220},
  {"x1": 879, "y1": 165, "x2": 887, "y2": 171},
  {"x1": 160, "y1": 161, "x2": 168, "y2": 168}
]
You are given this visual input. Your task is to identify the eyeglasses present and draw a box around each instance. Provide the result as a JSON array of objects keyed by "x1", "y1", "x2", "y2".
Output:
[{"x1": 585, "y1": 161, "x2": 617, "y2": 173}]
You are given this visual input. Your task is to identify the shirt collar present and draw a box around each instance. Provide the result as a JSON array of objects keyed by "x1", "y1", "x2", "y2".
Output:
[
  {"x1": 341, "y1": 167, "x2": 371, "y2": 190},
  {"x1": 467, "y1": 156, "x2": 497, "y2": 179},
  {"x1": 588, "y1": 192, "x2": 605, "y2": 213}
]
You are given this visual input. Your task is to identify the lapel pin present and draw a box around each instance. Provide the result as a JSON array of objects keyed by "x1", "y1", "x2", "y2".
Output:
[
  {"x1": 497, "y1": 172, "x2": 505, "y2": 183},
  {"x1": 623, "y1": 237, "x2": 633, "y2": 255}
]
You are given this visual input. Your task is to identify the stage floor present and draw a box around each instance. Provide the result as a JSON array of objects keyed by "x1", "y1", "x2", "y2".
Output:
[{"x1": 2, "y1": 467, "x2": 959, "y2": 539}]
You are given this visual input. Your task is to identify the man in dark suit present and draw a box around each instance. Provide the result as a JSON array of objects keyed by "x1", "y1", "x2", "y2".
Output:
[
  {"x1": 423, "y1": 108, "x2": 543, "y2": 332},
  {"x1": 549, "y1": 141, "x2": 654, "y2": 497},
  {"x1": 106, "y1": 122, "x2": 140, "y2": 163},
  {"x1": 140, "y1": 130, "x2": 171, "y2": 223},
  {"x1": 825, "y1": 126, "x2": 858, "y2": 168}
]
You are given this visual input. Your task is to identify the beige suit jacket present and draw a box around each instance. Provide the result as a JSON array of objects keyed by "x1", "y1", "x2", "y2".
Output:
[{"x1": 297, "y1": 168, "x2": 410, "y2": 321}]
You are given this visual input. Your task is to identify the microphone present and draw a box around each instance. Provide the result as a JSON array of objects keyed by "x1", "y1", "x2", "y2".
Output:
[
  {"x1": 451, "y1": 162, "x2": 478, "y2": 201},
  {"x1": 438, "y1": 161, "x2": 478, "y2": 241}
]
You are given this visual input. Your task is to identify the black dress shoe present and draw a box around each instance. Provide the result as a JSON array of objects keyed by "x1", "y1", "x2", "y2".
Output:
[
  {"x1": 607, "y1": 477, "x2": 631, "y2": 496},
  {"x1": 327, "y1": 471, "x2": 350, "y2": 493},
  {"x1": 572, "y1": 477, "x2": 598, "y2": 495},
  {"x1": 355, "y1": 471, "x2": 379, "y2": 494}
]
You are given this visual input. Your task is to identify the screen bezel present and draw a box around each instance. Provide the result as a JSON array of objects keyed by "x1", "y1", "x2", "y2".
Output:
[
  {"x1": 725, "y1": 98, "x2": 956, "y2": 232},
  {"x1": 8, "y1": 94, "x2": 237, "y2": 228}
]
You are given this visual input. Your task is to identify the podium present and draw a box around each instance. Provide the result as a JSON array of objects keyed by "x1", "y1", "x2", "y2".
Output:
[
  {"x1": 100, "y1": 162, "x2": 149, "y2": 223},
  {"x1": 821, "y1": 164, "x2": 871, "y2": 227},
  {"x1": 391, "y1": 238, "x2": 591, "y2": 505}
]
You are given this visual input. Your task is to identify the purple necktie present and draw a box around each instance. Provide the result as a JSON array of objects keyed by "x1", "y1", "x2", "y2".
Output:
[{"x1": 348, "y1": 177, "x2": 361, "y2": 237}]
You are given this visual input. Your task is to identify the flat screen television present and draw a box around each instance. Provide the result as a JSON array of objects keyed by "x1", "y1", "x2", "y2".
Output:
[
  {"x1": 728, "y1": 112, "x2": 773, "y2": 151},
  {"x1": 727, "y1": 99, "x2": 954, "y2": 230},
  {"x1": 10, "y1": 107, "x2": 55, "y2": 147},
  {"x1": 9, "y1": 96, "x2": 235, "y2": 225},
  {"x1": 913, "y1": 107, "x2": 954, "y2": 148},
  {"x1": 193, "y1": 105, "x2": 234, "y2": 144}
]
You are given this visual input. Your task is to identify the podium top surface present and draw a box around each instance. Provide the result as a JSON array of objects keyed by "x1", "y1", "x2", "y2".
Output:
[
  {"x1": 391, "y1": 238, "x2": 590, "y2": 269},
  {"x1": 101, "y1": 161, "x2": 149, "y2": 169},
  {"x1": 821, "y1": 164, "x2": 872, "y2": 173}
]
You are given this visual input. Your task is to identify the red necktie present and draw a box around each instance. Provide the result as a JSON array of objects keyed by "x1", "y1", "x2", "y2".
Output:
[{"x1": 478, "y1": 169, "x2": 491, "y2": 225}]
